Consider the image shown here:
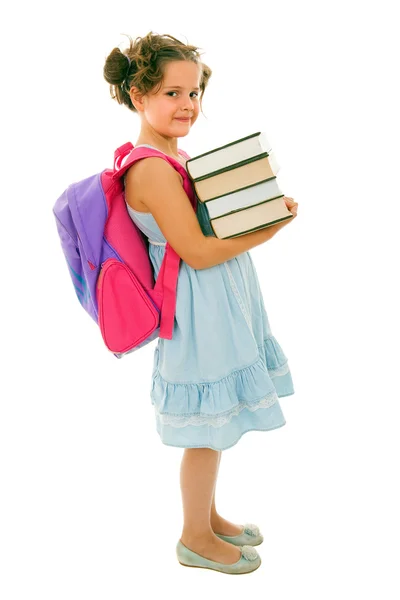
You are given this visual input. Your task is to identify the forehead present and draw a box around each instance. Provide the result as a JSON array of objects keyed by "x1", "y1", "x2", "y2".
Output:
[{"x1": 162, "y1": 60, "x2": 201, "y2": 86}]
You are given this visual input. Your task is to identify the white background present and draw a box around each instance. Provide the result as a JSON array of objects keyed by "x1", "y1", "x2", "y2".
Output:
[{"x1": 1, "y1": 0, "x2": 399, "y2": 597}]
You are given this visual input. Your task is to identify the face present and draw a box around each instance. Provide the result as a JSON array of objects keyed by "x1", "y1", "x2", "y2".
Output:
[{"x1": 130, "y1": 60, "x2": 201, "y2": 139}]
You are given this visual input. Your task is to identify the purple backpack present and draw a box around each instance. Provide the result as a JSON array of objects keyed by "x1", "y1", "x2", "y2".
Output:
[{"x1": 53, "y1": 142, "x2": 196, "y2": 359}]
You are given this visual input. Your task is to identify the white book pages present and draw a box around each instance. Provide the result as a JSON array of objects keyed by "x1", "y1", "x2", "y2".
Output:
[
  {"x1": 206, "y1": 178, "x2": 284, "y2": 219},
  {"x1": 187, "y1": 132, "x2": 272, "y2": 179}
]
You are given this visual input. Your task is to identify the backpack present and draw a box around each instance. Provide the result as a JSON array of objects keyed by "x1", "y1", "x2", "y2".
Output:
[{"x1": 52, "y1": 142, "x2": 197, "y2": 359}]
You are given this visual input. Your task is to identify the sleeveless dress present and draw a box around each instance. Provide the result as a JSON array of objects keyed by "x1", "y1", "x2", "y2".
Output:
[{"x1": 126, "y1": 144, "x2": 295, "y2": 451}]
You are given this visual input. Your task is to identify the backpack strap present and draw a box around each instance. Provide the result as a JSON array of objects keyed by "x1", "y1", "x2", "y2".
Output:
[
  {"x1": 114, "y1": 142, "x2": 134, "y2": 171},
  {"x1": 112, "y1": 143, "x2": 197, "y2": 340}
]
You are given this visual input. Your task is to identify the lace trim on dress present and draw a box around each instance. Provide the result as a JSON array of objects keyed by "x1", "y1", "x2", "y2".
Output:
[
  {"x1": 268, "y1": 360, "x2": 289, "y2": 377},
  {"x1": 152, "y1": 335, "x2": 290, "y2": 428},
  {"x1": 153, "y1": 388, "x2": 279, "y2": 428}
]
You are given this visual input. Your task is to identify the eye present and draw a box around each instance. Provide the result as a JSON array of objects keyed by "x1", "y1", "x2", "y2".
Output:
[{"x1": 167, "y1": 91, "x2": 199, "y2": 98}]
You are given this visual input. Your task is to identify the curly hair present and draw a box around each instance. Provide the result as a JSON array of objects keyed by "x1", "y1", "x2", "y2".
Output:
[{"x1": 103, "y1": 31, "x2": 212, "y2": 115}]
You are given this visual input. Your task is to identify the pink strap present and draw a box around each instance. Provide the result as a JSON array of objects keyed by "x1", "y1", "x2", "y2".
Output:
[
  {"x1": 113, "y1": 143, "x2": 191, "y2": 340},
  {"x1": 154, "y1": 245, "x2": 181, "y2": 339},
  {"x1": 114, "y1": 142, "x2": 134, "y2": 170}
]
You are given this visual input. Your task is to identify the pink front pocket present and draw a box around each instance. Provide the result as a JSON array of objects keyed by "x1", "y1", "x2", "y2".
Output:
[{"x1": 96, "y1": 258, "x2": 160, "y2": 353}]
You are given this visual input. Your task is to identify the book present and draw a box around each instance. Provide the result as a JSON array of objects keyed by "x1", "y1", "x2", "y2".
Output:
[
  {"x1": 186, "y1": 131, "x2": 274, "y2": 180},
  {"x1": 205, "y1": 177, "x2": 284, "y2": 220},
  {"x1": 185, "y1": 132, "x2": 293, "y2": 240},
  {"x1": 192, "y1": 152, "x2": 280, "y2": 202},
  {"x1": 196, "y1": 195, "x2": 292, "y2": 239}
]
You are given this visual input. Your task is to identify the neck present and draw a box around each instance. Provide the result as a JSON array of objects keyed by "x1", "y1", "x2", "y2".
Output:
[{"x1": 135, "y1": 132, "x2": 179, "y2": 158}]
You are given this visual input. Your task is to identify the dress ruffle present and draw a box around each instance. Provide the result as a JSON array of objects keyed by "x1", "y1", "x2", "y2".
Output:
[
  {"x1": 151, "y1": 334, "x2": 294, "y2": 432},
  {"x1": 126, "y1": 150, "x2": 295, "y2": 450}
]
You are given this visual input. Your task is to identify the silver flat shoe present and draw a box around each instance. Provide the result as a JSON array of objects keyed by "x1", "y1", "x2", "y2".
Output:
[
  {"x1": 214, "y1": 523, "x2": 264, "y2": 546},
  {"x1": 176, "y1": 540, "x2": 261, "y2": 574}
]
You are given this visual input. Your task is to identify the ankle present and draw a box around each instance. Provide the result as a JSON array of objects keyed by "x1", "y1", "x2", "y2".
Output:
[
  {"x1": 210, "y1": 513, "x2": 223, "y2": 526},
  {"x1": 180, "y1": 527, "x2": 215, "y2": 546}
]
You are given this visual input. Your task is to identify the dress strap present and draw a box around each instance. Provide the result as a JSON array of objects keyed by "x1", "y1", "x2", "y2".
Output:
[{"x1": 149, "y1": 240, "x2": 166, "y2": 246}]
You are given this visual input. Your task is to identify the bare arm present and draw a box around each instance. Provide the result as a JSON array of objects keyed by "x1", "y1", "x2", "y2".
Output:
[
  {"x1": 125, "y1": 157, "x2": 297, "y2": 271},
  {"x1": 125, "y1": 157, "x2": 210, "y2": 269}
]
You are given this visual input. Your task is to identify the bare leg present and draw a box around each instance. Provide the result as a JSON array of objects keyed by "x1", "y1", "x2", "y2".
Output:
[
  {"x1": 210, "y1": 451, "x2": 245, "y2": 536},
  {"x1": 179, "y1": 448, "x2": 241, "y2": 564},
  {"x1": 210, "y1": 450, "x2": 222, "y2": 520}
]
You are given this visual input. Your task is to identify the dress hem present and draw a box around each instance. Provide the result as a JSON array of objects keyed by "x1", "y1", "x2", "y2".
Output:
[
  {"x1": 150, "y1": 335, "x2": 294, "y2": 428},
  {"x1": 155, "y1": 421, "x2": 287, "y2": 451}
]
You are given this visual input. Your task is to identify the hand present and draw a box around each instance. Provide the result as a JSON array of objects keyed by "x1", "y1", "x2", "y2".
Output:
[
  {"x1": 283, "y1": 196, "x2": 298, "y2": 219},
  {"x1": 265, "y1": 196, "x2": 298, "y2": 239}
]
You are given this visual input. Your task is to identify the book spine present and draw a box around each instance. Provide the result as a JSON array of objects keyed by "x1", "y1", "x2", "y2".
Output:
[{"x1": 196, "y1": 196, "x2": 216, "y2": 237}]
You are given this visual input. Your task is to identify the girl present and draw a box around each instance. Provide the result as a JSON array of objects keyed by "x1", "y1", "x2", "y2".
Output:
[{"x1": 103, "y1": 31, "x2": 298, "y2": 575}]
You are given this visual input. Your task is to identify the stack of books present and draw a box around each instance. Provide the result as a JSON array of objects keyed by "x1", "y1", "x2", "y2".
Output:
[{"x1": 185, "y1": 132, "x2": 293, "y2": 239}]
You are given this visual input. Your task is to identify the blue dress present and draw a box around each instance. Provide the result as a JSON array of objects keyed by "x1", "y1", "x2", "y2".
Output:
[{"x1": 126, "y1": 144, "x2": 295, "y2": 451}]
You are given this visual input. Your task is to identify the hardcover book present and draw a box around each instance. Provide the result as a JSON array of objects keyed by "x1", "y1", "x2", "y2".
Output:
[{"x1": 186, "y1": 132, "x2": 293, "y2": 239}]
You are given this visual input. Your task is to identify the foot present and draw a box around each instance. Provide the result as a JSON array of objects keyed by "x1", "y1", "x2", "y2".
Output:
[
  {"x1": 211, "y1": 515, "x2": 244, "y2": 537},
  {"x1": 179, "y1": 533, "x2": 242, "y2": 565}
]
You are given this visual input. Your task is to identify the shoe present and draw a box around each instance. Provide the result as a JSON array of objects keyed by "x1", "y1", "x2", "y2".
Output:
[
  {"x1": 176, "y1": 540, "x2": 261, "y2": 574},
  {"x1": 214, "y1": 523, "x2": 264, "y2": 547}
]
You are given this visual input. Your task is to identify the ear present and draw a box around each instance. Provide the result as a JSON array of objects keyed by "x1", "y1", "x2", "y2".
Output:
[{"x1": 129, "y1": 86, "x2": 146, "y2": 112}]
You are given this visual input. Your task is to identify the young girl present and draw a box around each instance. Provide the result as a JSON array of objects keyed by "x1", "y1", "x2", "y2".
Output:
[{"x1": 103, "y1": 31, "x2": 298, "y2": 575}]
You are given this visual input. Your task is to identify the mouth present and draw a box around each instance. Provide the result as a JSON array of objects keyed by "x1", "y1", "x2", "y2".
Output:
[{"x1": 175, "y1": 117, "x2": 191, "y2": 121}]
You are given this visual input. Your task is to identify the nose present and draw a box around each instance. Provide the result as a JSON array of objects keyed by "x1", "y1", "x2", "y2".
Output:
[{"x1": 182, "y1": 96, "x2": 195, "y2": 113}]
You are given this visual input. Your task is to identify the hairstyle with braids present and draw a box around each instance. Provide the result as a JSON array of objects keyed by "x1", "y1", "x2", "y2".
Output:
[{"x1": 103, "y1": 31, "x2": 212, "y2": 115}]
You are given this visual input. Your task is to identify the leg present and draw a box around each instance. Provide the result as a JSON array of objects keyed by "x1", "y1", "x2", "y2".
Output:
[
  {"x1": 210, "y1": 450, "x2": 222, "y2": 521},
  {"x1": 209, "y1": 451, "x2": 245, "y2": 536},
  {"x1": 179, "y1": 448, "x2": 241, "y2": 564}
]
